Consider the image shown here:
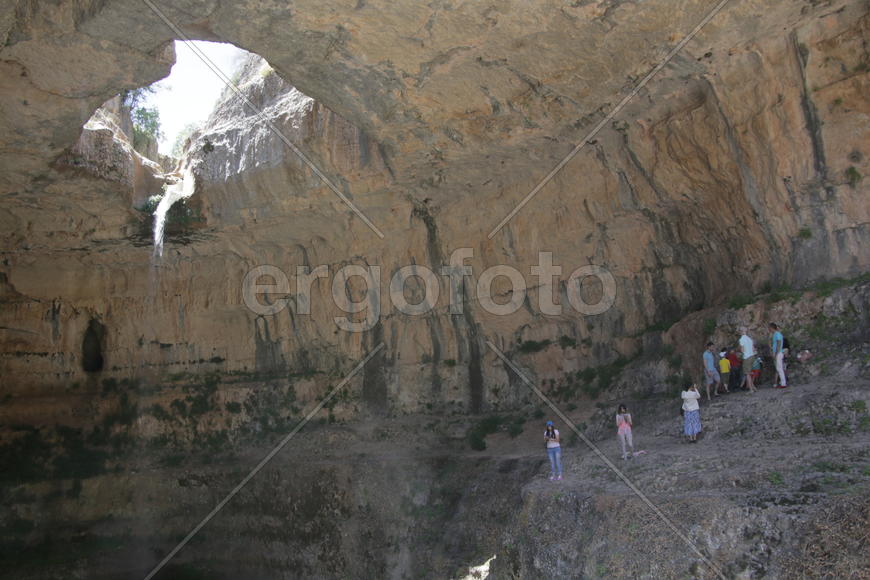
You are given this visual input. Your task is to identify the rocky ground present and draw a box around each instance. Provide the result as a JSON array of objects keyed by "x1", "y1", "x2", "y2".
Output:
[
  {"x1": 498, "y1": 375, "x2": 870, "y2": 579},
  {"x1": 1, "y1": 283, "x2": 868, "y2": 579}
]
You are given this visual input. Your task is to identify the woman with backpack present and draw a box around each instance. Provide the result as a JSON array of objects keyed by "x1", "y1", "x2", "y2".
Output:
[
  {"x1": 616, "y1": 404, "x2": 634, "y2": 460},
  {"x1": 544, "y1": 420, "x2": 562, "y2": 481}
]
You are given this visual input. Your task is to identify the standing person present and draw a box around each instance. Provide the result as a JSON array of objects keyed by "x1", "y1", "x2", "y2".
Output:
[
  {"x1": 751, "y1": 355, "x2": 762, "y2": 384},
  {"x1": 726, "y1": 347, "x2": 742, "y2": 391},
  {"x1": 681, "y1": 384, "x2": 702, "y2": 442},
  {"x1": 718, "y1": 350, "x2": 731, "y2": 394},
  {"x1": 702, "y1": 342, "x2": 720, "y2": 400},
  {"x1": 739, "y1": 326, "x2": 757, "y2": 393},
  {"x1": 544, "y1": 420, "x2": 562, "y2": 481},
  {"x1": 616, "y1": 404, "x2": 634, "y2": 460},
  {"x1": 770, "y1": 322, "x2": 787, "y2": 389}
]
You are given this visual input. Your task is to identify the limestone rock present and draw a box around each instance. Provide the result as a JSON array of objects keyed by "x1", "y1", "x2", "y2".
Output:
[{"x1": 0, "y1": 0, "x2": 867, "y2": 417}]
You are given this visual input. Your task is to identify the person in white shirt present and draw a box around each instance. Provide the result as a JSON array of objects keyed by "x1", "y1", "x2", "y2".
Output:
[
  {"x1": 681, "y1": 384, "x2": 702, "y2": 442},
  {"x1": 738, "y1": 326, "x2": 757, "y2": 393},
  {"x1": 544, "y1": 421, "x2": 562, "y2": 481}
]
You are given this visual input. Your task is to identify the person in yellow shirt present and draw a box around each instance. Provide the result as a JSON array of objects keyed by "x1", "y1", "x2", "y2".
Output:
[{"x1": 718, "y1": 350, "x2": 731, "y2": 394}]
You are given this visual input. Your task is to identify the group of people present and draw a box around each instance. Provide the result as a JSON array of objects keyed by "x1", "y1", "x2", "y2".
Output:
[
  {"x1": 701, "y1": 323, "x2": 789, "y2": 399},
  {"x1": 714, "y1": 322, "x2": 791, "y2": 394},
  {"x1": 541, "y1": 323, "x2": 798, "y2": 480},
  {"x1": 689, "y1": 323, "x2": 791, "y2": 441}
]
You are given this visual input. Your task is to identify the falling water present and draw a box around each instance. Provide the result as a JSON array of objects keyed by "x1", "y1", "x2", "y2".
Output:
[{"x1": 153, "y1": 168, "x2": 195, "y2": 258}]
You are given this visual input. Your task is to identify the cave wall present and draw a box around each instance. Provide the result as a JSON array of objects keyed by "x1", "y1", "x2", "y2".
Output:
[{"x1": 0, "y1": 0, "x2": 868, "y2": 415}]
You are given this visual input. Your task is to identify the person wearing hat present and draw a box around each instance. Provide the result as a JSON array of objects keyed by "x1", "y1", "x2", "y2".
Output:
[
  {"x1": 544, "y1": 420, "x2": 562, "y2": 481},
  {"x1": 718, "y1": 349, "x2": 731, "y2": 394}
]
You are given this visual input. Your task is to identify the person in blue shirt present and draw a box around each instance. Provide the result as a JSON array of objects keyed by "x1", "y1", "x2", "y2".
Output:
[
  {"x1": 769, "y1": 322, "x2": 787, "y2": 388},
  {"x1": 702, "y1": 342, "x2": 720, "y2": 401}
]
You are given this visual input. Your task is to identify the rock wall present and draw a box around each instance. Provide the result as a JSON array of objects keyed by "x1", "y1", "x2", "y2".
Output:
[{"x1": 0, "y1": 0, "x2": 868, "y2": 418}]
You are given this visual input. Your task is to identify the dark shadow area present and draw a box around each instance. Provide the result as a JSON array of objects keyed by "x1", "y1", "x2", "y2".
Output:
[{"x1": 82, "y1": 319, "x2": 105, "y2": 373}]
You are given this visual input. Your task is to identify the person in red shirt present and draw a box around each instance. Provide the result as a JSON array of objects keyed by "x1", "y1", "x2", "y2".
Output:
[{"x1": 726, "y1": 348, "x2": 742, "y2": 391}]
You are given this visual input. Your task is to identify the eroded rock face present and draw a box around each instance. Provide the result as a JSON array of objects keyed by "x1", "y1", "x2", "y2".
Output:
[{"x1": 0, "y1": 1, "x2": 868, "y2": 417}]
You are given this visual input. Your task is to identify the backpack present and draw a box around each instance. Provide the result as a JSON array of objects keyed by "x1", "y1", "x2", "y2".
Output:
[{"x1": 782, "y1": 336, "x2": 791, "y2": 351}]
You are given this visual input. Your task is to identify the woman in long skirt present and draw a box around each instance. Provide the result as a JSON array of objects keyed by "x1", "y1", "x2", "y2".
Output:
[{"x1": 681, "y1": 384, "x2": 702, "y2": 442}]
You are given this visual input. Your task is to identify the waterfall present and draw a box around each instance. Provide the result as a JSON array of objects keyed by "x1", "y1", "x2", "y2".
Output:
[{"x1": 153, "y1": 168, "x2": 195, "y2": 258}]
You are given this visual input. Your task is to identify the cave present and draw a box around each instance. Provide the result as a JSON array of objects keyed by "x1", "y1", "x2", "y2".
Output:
[
  {"x1": 81, "y1": 319, "x2": 106, "y2": 373},
  {"x1": 0, "y1": 1, "x2": 868, "y2": 579}
]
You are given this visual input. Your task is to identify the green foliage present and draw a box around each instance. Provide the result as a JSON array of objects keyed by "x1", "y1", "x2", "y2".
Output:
[
  {"x1": 849, "y1": 400, "x2": 867, "y2": 413},
  {"x1": 131, "y1": 106, "x2": 162, "y2": 154},
  {"x1": 798, "y1": 227, "x2": 813, "y2": 239},
  {"x1": 806, "y1": 314, "x2": 831, "y2": 340},
  {"x1": 767, "y1": 471, "x2": 784, "y2": 485},
  {"x1": 225, "y1": 401, "x2": 242, "y2": 414},
  {"x1": 728, "y1": 294, "x2": 754, "y2": 310},
  {"x1": 766, "y1": 285, "x2": 801, "y2": 305},
  {"x1": 507, "y1": 417, "x2": 524, "y2": 438},
  {"x1": 137, "y1": 194, "x2": 163, "y2": 214},
  {"x1": 845, "y1": 166, "x2": 862, "y2": 189},
  {"x1": 812, "y1": 416, "x2": 851, "y2": 435},
  {"x1": 811, "y1": 273, "x2": 870, "y2": 297},
  {"x1": 468, "y1": 430, "x2": 486, "y2": 451},
  {"x1": 467, "y1": 415, "x2": 504, "y2": 451},
  {"x1": 121, "y1": 86, "x2": 155, "y2": 110},
  {"x1": 667, "y1": 353, "x2": 683, "y2": 370},
  {"x1": 558, "y1": 335, "x2": 577, "y2": 348},
  {"x1": 443, "y1": 358, "x2": 457, "y2": 367},
  {"x1": 812, "y1": 461, "x2": 850, "y2": 473},
  {"x1": 703, "y1": 318, "x2": 717, "y2": 335},
  {"x1": 646, "y1": 318, "x2": 679, "y2": 333},
  {"x1": 517, "y1": 339, "x2": 552, "y2": 354},
  {"x1": 595, "y1": 357, "x2": 629, "y2": 394}
]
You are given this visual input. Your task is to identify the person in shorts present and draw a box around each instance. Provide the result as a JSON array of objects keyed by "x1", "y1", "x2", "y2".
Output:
[
  {"x1": 718, "y1": 350, "x2": 731, "y2": 394},
  {"x1": 702, "y1": 342, "x2": 720, "y2": 400},
  {"x1": 739, "y1": 327, "x2": 757, "y2": 393}
]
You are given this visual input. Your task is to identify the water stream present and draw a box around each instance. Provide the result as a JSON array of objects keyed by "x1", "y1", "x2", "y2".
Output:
[{"x1": 153, "y1": 168, "x2": 195, "y2": 258}]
